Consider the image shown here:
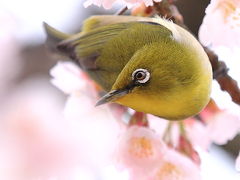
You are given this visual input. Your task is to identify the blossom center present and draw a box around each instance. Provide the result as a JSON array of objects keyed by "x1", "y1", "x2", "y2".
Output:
[
  {"x1": 156, "y1": 162, "x2": 183, "y2": 180},
  {"x1": 128, "y1": 137, "x2": 154, "y2": 158},
  {"x1": 215, "y1": 0, "x2": 240, "y2": 24}
]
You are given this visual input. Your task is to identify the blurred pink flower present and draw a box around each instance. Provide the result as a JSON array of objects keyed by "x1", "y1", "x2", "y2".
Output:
[
  {"x1": 0, "y1": 81, "x2": 82, "y2": 179},
  {"x1": 0, "y1": 78, "x2": 126, "y2": 179},
  {"x1": 84, "y1": 0, "x2": 162, "y2": 10},
  {"x1": 51, "y1": 61, "x2": 126, "y2": 125},
  {"x1": 199, "y1": 0, "x2": 240, "y2": 48},
  {"x1": 236, "y1": 152, "x2": 240, "y2": 171},
  {"x1": 205, "y1": 110, "x2": 240, "y2": 145},
  {"x1": 50, "y1": 61, "x2": 89, "y2": 95},
  {"x1": 63, "y1": 92, "x2": 125, "y2": 166},
  {"x1": 51, "y1": 61, "x2": 126, "y2": 171},
  {"x1": 115, "y1": 125, "x2": 166, "y2": 178},
  {"x1": 188, "y1": 99, "x2": 240, "y2": 146},
  {"x1": 115, "y1": 125, "x2": 201, "y2": 180},
  {"x1": 51, "y1": 61, "x2": 100, "y2": 116},
  {"x1": 184, "y1": 118, "x2": 211, "y2": 150},
  {"x1": 150, "y1": 149, "x2": 201, "y2": 180},
  {"x1": 149, "y1": 115, "x2": 208, "y2": 161},
  {"x1": 199, "y1": 100, "x2": 240, "y2": 145},
  {"x1": 147, "y1": 114, "x2": 169, "y2": 138}
]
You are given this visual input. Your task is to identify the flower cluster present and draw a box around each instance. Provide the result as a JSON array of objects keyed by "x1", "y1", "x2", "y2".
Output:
[
  {"x1": 198, "y1": 0, "x2": 240, "y2": 170},
  {"x1": 199, "y1": 0, "x2": 240, "y2": 48},
  {"x1": 84, "y1": 0, "x2": 162, "y2": 10}
]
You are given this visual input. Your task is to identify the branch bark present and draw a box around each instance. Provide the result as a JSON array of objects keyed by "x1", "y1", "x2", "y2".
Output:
[{"x1": 115, "y1": 6, "x2": 128, "y2": 15}]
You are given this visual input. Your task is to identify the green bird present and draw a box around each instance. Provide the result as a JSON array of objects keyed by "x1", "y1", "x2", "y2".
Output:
[{"x1": 44, "y1": 15, "x2": 212, "y2": 120}]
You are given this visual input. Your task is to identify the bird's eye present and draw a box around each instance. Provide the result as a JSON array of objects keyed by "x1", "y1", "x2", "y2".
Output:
[{"x1": 132, "y1": 69, "x2": 150, "y2": 84}]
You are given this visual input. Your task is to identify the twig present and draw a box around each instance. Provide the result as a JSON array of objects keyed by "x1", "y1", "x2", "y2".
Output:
[
  {"x1": 205, "y1": 48, "x2": 240, "y2": 105},
  {"x1": 129, "y1": 112, "x2": 149, "y2": 127},
  {"x1": 162, "y1": 122, "x2": 173, "y2": 142},
  {"x1": 153, "y1": 0, "x2": 240, "y2": 106},
  {"x1": 153, "y1": 0, "x2": 187, "y2": 29},
  {"x1": 115, "y1": 6, "x2": 128, "y2": 15}
]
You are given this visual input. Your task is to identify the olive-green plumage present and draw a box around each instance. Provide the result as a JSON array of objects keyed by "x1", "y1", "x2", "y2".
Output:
[{"x1": 44, "y1": 15, "x2": 212, "y2": 120}]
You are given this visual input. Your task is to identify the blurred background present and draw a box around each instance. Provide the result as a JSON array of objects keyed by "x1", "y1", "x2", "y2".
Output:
[{"x1": 0, "y1": 0, "x2": 240, "y2": 179}]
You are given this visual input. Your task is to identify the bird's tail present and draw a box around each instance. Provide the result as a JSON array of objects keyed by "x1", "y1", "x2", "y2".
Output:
[{"x1": 43, "y1": 22, "x2": 70, "y2": 55}]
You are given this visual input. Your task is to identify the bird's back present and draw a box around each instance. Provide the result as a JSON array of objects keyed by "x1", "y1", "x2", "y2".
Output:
[{"x1": 53, "y1": 18, "x2": 172, "y2": 91}]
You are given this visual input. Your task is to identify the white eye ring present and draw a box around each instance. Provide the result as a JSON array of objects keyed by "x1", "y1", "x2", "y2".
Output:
[{"x1": 132, "y1": 68, "x2": 150, "y2": 84}]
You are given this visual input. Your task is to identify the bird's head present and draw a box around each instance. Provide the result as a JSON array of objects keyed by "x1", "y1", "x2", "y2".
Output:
[{"x1": 96, "y1": 39, "x2": 212, "y2": 120}]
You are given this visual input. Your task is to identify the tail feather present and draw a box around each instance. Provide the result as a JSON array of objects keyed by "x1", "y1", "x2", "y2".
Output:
[{"x1": 43, "y1": 22, "x2": 70, "y2": 54}]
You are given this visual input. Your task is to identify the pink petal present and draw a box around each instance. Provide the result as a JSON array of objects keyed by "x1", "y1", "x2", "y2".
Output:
[
  {"x1": 83, "y1": 0, "x2": 162, "y2": 9},
  {"x1": 207, "y1": 111, "x2": 240, "y2": 145},
  {"x1": 199, "y1": 0, "x2": 240, "y2": 48},
  {"x1": 50, "y1": 61, "x2": 87, "y2": 94},
  {"x1": 150, "y1": 149, "x2": 201, "y2": 180},
  {"x1": 115, "y1": 126, "x2": 166, "y2": 176},
  {"x1": 185, "y1": 119, "x2": 211, "y2": 150},
  {"x1": 0, "y1": 82, "x2": 81, "y2": 179},
  {"x1": 148, "y1": 114, "x2": 169, "y2": 137}
]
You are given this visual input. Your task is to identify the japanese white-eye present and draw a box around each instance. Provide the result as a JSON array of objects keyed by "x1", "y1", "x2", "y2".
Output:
[{"x1": 44, "y1": 15, "x2": 212, "y2": 120}]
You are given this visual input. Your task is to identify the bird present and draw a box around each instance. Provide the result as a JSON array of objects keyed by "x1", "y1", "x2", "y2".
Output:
[{"x1": 43, "y1": 15, "x2": 212, "y2": 120}]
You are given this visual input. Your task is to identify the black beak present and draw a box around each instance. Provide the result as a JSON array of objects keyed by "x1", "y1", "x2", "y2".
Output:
[{"x1": 95, "y1": 88, "x2": 130, "y2": 106}]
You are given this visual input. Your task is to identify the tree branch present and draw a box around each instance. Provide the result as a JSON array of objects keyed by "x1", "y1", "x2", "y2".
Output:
[{"x1": 115, "y1": 6, "x2": 128, "y2": 15}]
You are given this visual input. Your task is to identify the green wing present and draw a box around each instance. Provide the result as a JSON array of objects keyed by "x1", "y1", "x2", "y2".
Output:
[
  {"x1": 58, "y1": 23, "x2": 130, "y2": 58},
  {"x1": 56, "y1": 17, "x2": 173, "y2": 90},
  {"x1": 58, "y1": 21, "x2": 172, "y2": 68}
]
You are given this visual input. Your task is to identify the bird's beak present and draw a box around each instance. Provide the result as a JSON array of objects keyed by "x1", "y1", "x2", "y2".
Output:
[{"x1": 95, "y1": 88, "x2": 130, "y2": 106}]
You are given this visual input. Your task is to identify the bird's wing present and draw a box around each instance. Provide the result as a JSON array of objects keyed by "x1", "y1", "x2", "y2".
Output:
[
  {"x1": 56, "y1": 16, "x2": 175, "y2": 90},
  {"x1": 81, "y1": 15, "x2": 151, "y2": 32},
  {"x1": 57, "y1": 15, "x2": 179, "y2": 59},
  {"x1": 57, "y1": 20, "x2": 168, "y2": 70},
  {"x1": 58, "y1": 22, "x2": 131, "y2": 59},
  {"x1": 81, "y1": 15, "x2": 181, "y2": 41}
]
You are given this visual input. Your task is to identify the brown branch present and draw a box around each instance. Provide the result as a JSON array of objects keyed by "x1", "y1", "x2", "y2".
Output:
[
  {"x1": 153, "y1": 0, "x2": 186, "y2": 29},
  {"x1": 153, "y1": 0, "x2": 240, "y2": 106},
  {"x1": 115, "y1": 6, "x2": 128, "y2": 15},
  {"x1": 205, "y1": 48, "x2": 240, "y2": 105}
]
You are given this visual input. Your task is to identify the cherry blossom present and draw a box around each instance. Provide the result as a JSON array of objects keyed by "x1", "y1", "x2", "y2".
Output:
[
  {"x1": 184, "y1": 118, "x2": 211, "y2": 150},
  {"x1": 199, "y1": 100, "x2": 240, "y2": 145},
  {"x1": 0, "y1": 81, "x2": 81, "y2": 179},
  {"x1": 50, "y1": 61, "x2": 89, "y2": 95},
  {"x1": 150, "y1": 149, "x2": 201, "y2": 180},
  {"x1": 199, "y1": 0, "x2": 240, "y2": 48},
  {"x1": 147, "y1": 114, "x2": 169, "y2": 138},
  {"x1": 115, "y1": 125, "x2": 201, "y2": 179},
  {"x1": 205, "y1": 110, "x2": 240, "y2": 145},
  {"x1": 51, "y1": 61, "x2": 127, "y2": 126},
  {"x1": 115, "y1": 125, "x2": 166, "y2": 178},
  {"x1": 0, "y1": 76, "x2": 124, "y2": 179},
  {"x1": 51, "y1": 61, "x2": 127, "y2": 172},
  {"x1": 84, "y1": 0, "x2": 162, "y2": 10}
]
